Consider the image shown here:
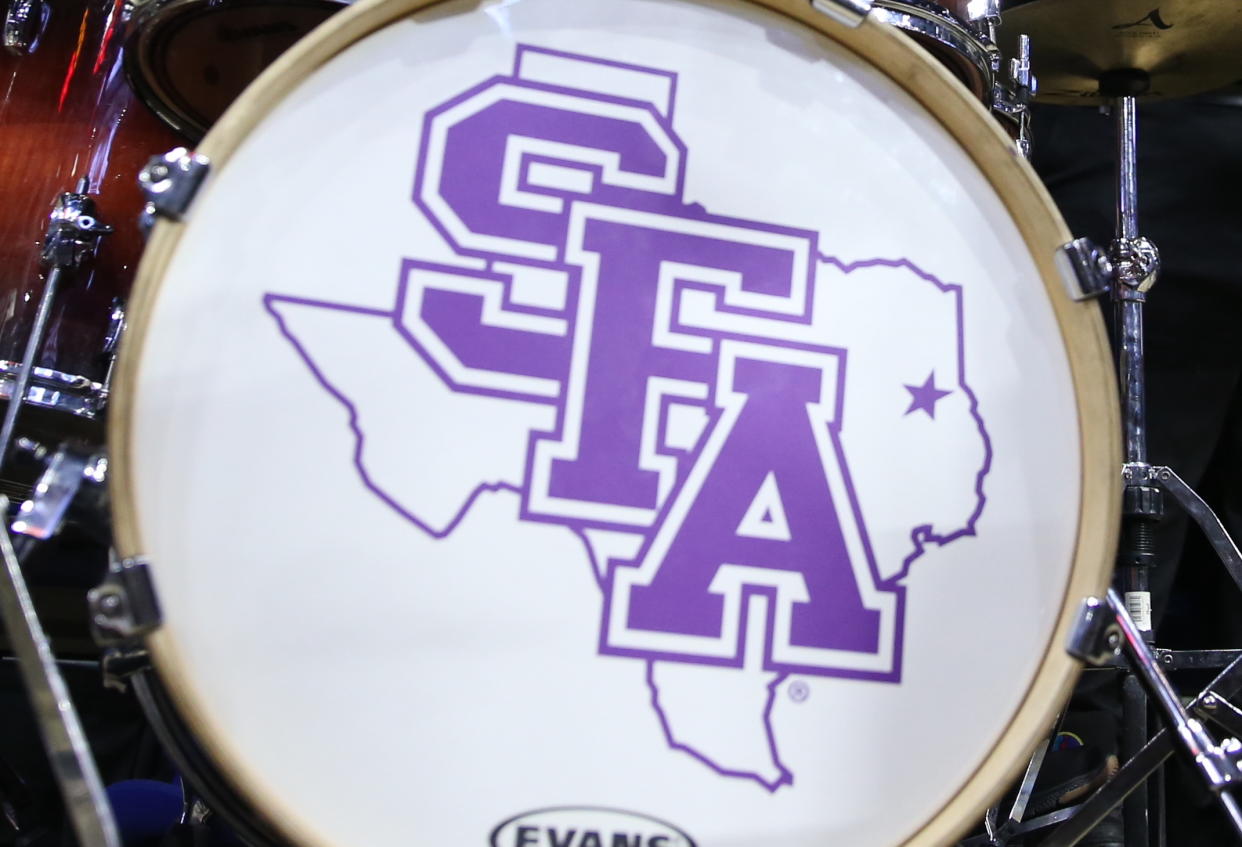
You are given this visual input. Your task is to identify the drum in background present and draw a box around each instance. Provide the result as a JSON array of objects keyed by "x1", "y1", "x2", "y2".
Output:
[
  {"x1": 0, "y1": 0, "x2": 345, "y2": 466},
  {"x1": 0, "y1": 0, "x2": 182, "y2": 476},
  {"x1": 871, "y1": 0, "x2": 995, "y2": 103},
  {"x1": 111, "y1": 0, "x2": 1119, "y2": 845},
  {"x1": 0, "y1": 0, "x2": 180, "y2": 660},
  {"x1": 125, "y1": 0, "x2": 347, "y2": 140}
]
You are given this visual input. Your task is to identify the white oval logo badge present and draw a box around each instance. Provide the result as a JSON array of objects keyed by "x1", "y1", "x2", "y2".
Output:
[{"x1": 490, "y1": 807, "x2": 696, "y2": 847}]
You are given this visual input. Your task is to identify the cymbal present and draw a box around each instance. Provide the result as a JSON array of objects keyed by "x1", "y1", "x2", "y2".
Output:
[{"x1": 999, "y1": 0, "x2": 1242, "y2": 103}]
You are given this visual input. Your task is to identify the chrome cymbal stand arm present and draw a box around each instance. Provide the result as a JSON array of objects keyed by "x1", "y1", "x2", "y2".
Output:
[
  {"x1": 0, "y1": 496, "x2": 119, "y2": 847},
  {"x1": 0, "y1": 178, "x2": 112, "y2": 471}
]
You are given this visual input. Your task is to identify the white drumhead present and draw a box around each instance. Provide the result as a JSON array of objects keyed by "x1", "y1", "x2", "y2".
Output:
[{"x1": 116, "y1": 1, "x2": 1115, "y2": 845}]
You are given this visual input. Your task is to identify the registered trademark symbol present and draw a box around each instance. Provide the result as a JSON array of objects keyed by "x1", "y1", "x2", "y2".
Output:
[{"x1": 788, "y1": 679, "x2": 810, "y2": 703}]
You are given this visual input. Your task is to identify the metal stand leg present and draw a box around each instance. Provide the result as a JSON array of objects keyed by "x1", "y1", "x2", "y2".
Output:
[
  {"x1": 0, "y1": 497, "x2": 119, "y2": 847},
  {"x1": 969, "y1": 85, "x2": 1242, "y2": 847},
  {"x1": 1040, "y1": 594, "x2": 1242, "y2": 847},
  {"x1": 1151, "y1": 723, "x2": 1166, "y2": 847},
  {"x1": 1122, "y1": 673, "x2": 1149, "y2": 847}
]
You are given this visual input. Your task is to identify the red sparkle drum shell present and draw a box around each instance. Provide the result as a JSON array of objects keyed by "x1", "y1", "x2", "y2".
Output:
[{"x1": 0, "y1": 0, "x2": 182, "y2": 446}]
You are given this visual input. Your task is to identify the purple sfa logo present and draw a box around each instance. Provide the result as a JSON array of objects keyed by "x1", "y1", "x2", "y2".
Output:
[{"x1": 266, "y1": 45, "x2": 990, "y2": 788}]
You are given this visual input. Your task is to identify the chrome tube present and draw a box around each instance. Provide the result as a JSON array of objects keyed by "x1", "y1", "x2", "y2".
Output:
[
  {"x1": 1115, "y1": 96, "x2": 1139, "y2": 240},
  {"x1": 1113, "y1": 96, "x2": 1146, "y2": 465},
  {"x1": 0, "y1": 264, "x2": 64, "y2": 468},
  {"x1": 1116, "y1": 298, "x2": 1146, "y2": 464},
  {"x1": 0, "y1": 503, "x2": 120, "y2": 847}
]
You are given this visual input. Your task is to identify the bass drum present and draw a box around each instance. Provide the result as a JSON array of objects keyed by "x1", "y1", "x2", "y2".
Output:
[{"x1": 111, "y1": 0, "x2": 1119, "y2": 844}]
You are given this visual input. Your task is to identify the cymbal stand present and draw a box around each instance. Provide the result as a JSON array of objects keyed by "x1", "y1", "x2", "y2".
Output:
[
  {"x1": 964, "y1": 92, "x2": 1242, "y2": 847},
  {"x1": 1109, "y1": 95, "x2": 1162, "y2": 645},
  {"x1": 1057, "y1": 93, "x2": 1242, "y2": 847}
]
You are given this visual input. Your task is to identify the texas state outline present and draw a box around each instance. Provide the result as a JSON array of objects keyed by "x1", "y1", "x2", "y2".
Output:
[{"x1": 264, "y1": 252, "x2": 990, "y2": 791}]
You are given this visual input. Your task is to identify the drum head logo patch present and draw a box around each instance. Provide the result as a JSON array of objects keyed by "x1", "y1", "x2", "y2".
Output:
[{"x1": 264, "y1": 45, "x2": 991, "y2": 790}]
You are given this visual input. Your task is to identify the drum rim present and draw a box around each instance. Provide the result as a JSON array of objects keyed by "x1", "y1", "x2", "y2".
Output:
[
  {"x1": 871, "y1": 0, "x2": 994, "y2": 102},
  {"x1": 109, "y1": 0, "x2": 1121, "y2": 845}
]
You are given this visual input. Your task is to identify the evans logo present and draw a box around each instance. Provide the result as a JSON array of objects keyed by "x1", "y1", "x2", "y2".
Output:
[{"x1": 490, "y1": 807, "x2": 695, "y2": 847}]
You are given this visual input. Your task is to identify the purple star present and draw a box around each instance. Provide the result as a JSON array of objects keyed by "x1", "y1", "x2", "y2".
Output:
[{"x1": 904, "y1": 371, "x2": 952, "y2": 419}]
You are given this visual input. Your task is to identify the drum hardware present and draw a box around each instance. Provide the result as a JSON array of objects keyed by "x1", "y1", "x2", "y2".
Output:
[
  {"x1": 974, "y1": 712, "x2": 1070, "y2": 846},
  {"x1": 961, "y1": 601, "x2": 1126, "y2": 846},
  {"x1": 809, "y1": 0, "x2": 872, "y2": 28},
  {"x1": 964, "y1": 0, "x2": 999, "y2": 38},
  {"x1": 989, "y1": 33, "x2": 1034, "y2": 156},
  {"x1": 2, "y1": 0, "x2": 47, "y2": 54},
  {"x1": 958, "y1": 9, "x2": 1242, "y2": 829},
  {"x1": 0, "y1": 180, "x2": 112, "y2": 473},
  {"x1": 0, "y1": 365, "x2": 108, "y2": 418},
  {"x1": 102, "y1": 300, "x2": 126, "y2": 356},
  {"x1": 88, "y1": 556, "x2": 161, "y2": 646},
  {"x1": 1122, "y1": 464, "x2": 1242, "y2": 591},
  {"x1": 1201, "y1": 694, "x2": 1242, "y2": 741},
  {"x1": 1156, "y1": 650, "x2": 1242, "y2": 672},
  {"x1": 0, "y1": 653, "x2": 100, "y2": 668},
  {"x1": 138, "y1": 147, "x2": 211, "y2": 234},
  {"x1": 870, "y1": 0, "x2": 995, "y2": 99},
  {"x1": 26, "y1": 464, "x2": 284, "y2": 847},
  {"x1": 1056, "y1": 237, "x2": 1113, "y2": 301},
  {"x1": 864, "y1": 0, "x2": 1036, "y2": 154},
  {"x1": 98, "y1": 644, "x2": 150, "y2": 692},
  {"x1": 10, "y1": 441, "x2": 109, "y2": 542},
  {"x1": 1068, "y1": 593, "x2": 1242, "y2": 835},
  {"x1": 1040, "y1": 653, "x2": 1242, "y2": 847},
  {"x1": 81, "y1": 587, "x2": 283, "y2": 847},
  {"x1": 968, "y1": 591, "x2": 1242, "y2": 847},
  {"x1": 1106, "y1": 91, "x2": 1161, "y2": 643},
  {"x1": 100, "y1": 298, "x2": 126, "y2": 387},
  {"x1": 0, "y1": 495, "x2": 120, "y2": 847}
]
